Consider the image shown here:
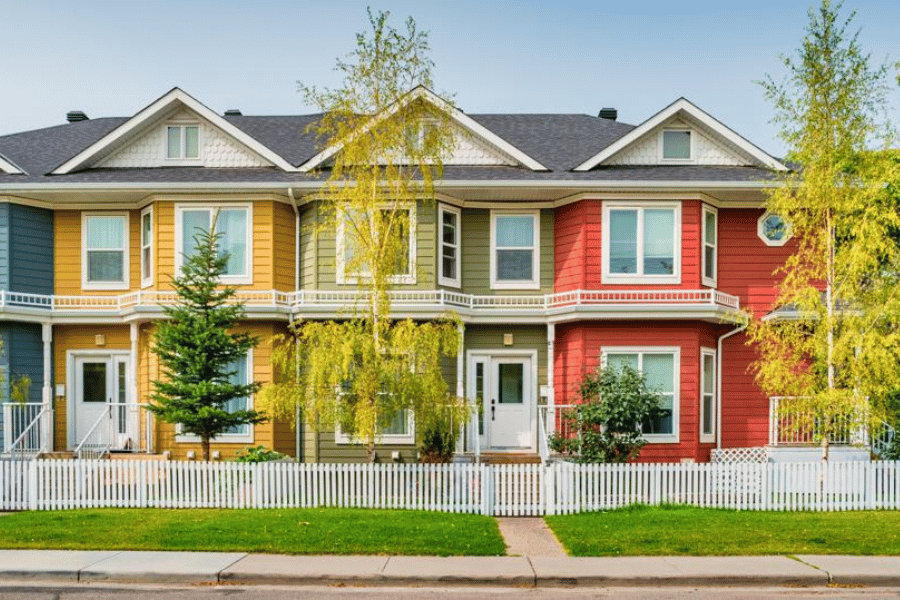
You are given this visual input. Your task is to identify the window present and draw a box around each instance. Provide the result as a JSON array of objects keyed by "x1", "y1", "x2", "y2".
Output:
[
  {"x1": 662, "y1": 129, "x2": 692, "y2": 160},
  {"x1": 166, "y1": 124, "x2": 200, "y2": 160},
  {"x1": 700, "y1": 348, "x2": 716, "y2": 443},
  {"x1": 758, "y1": 211, "x2": 791, "y2": 246},
  {"x1": 335, "y1": 407, "x2": 414, "y2": 444},
  {"x1": 82, "y1": 213, "x2": 129, "y2": 290},
  {"x1": 439, "y1": 205, "x2": 461, "y2": 287},
  {"x1": 702, "y1": 205, "x2": 717, "y2": 287},
  {"x1": 140, "y1": 206, "x2": 153, "y2": 287},
  {"x1": 337, "y1": 206, "x2": 416, "y2": 285},
  {"x1": 490, "y1": 211, "x2": 540, "y2": 289},
  {"x1": 176, "y1": 205, "x2": 252, "y2": 284},
  {"x1": 603, "y1": 202, "x2": 680, "y2": 284},
  {"x1": 604, "y1": 347, "x2": 680, "y2": 443}
]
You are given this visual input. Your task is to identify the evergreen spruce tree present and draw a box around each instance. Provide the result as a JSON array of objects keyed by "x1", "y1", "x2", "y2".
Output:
[{"x1": 148, "y1": 220, "x2": 265, "y2": 461}]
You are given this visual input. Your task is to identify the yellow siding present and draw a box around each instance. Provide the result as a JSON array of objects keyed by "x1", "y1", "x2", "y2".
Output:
[
  {"x1": 52, "y1": 325, "x2": 132, "y2": 451},
  {"x1": 273, "y1": 201, "x2": 297, "y2": 291}
]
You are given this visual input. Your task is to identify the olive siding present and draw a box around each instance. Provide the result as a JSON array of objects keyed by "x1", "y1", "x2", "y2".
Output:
[
  {"x1": 459, "y1": 209, "x2": 554, "y2": 295},
  {"x1": 310, "y1": 429, "x2": 418, "y2": 464},
  {"x1": 464, "y1": 325, "x2": 549, "y2": 388},
  {"x1": 301, "y1": 201, "x2": 437, "y2": 290}
]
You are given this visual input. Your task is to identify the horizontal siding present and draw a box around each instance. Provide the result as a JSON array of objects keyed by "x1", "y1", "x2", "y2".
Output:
[
  {"x1": 7, "y1": 323, "x2": 45, "y2": 403},
  {"x1": 0, "y1": 204, "x2": 9, "y2": 291},
  {"x1": 54, "y1": 210, "x2": 141, "y2": 295},
  {"x1": 465, "y1": 324, "x2": 548, "y2": 388},
  {"x1": 10, "y1": 204, "x2": 53, "y2": 295}
]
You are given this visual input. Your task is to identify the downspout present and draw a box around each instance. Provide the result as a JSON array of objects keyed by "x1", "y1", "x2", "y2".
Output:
[
  {"x1": 717, "y1": 322, "x2": 747, "y2": 451},
  {"x1": 288, "y1": 188, "x2": 302, "y2": 462}
]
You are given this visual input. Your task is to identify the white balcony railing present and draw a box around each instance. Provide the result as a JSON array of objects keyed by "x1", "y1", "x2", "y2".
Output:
[
  {"x1": 768, "y1": 396, "x2": 870, "y2": 447},
  {"x1": 0, "y1": 288, "x2": 740, "y2": 316},
  {"x1": 73, "y1": 403, "x2": 154, "y2": 459},
  {"x1": 2, "y1": 402, "x2": 50, "y2": 458}
]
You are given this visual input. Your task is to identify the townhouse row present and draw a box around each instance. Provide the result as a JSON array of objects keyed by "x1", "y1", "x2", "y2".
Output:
[{"x1": 0, "y1": 87, "x2": 806, "y2": 462}]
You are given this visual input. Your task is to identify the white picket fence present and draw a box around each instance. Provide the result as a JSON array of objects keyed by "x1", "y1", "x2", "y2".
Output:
[{"x1": 1, "y1": 459, "x2": 899, "y2": 514}]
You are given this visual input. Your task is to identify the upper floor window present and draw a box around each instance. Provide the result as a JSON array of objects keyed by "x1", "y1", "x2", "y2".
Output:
[
  {"x1": 662, "y1": 129, "x2": 692, "y2": 161},
  {"x1": 604, "y1": 347, "x2": 680, "y2": 443},
  {"x1": 602, "y1": 202, "x2": 681, "y2": 284},
  {"x1": 176, "y1": 205, "x2": 252, "y2": 284},
  {"x1": 490, "y1": 210, "x2": 540, "y2": 290},
  {"x1": 758, "y1": 211, "x2": 791, "y2": 246},
  {"x1": 140, "y1": 206, "x2": 153, "y2": 288},
  {"x1": 702, "y1": 205, "x2": 717, "y2": 287},
  {"x1": 166, "y1": 124, "x2": 200, "y2": 160},
  {"x1": 700, "y1": 348, "x2": 716, "y2": 444},
  {"x1": 337, "y1": 206, "x2": 416, "y2": 285},
  {"x1": 439, "y1": 205, "x2": 461, "y2": 288},
  {"x1": 82, "y1": 213, "x2": 129, "y2": 290}
]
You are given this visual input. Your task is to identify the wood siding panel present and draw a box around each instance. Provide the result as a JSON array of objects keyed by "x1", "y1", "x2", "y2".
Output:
[
  {"x1": 465, "y1": 325, "x2": 548, "y2": 387},
  {"x1": 10, "y1": 204, "x2": 54, "y2": 295},
  {"x1": 272, "y1": 201, "x2": 297, "y2": 291}
]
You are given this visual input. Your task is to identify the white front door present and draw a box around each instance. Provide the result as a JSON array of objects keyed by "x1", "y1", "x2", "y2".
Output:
[
  {"x1": 73, "y1": 354, "x2": 130, "y2": 449},
  {"x1": 472, "y1": 354, "x2": 534, "y2": 450}
]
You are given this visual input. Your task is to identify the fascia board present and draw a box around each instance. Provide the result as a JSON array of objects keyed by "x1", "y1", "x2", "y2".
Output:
[
  {"x1": 298, "y1": 86, "x2": 549, "y2": 172},
  {"x1": 574, "y1": 98, "x2": 788, "y2": 172},
  {"x1": 51, "y1": 88, "x2": 298, "y2": 174}
]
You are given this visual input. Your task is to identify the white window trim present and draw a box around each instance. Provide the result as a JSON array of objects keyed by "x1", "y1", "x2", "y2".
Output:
[
  {"x1": 490, "y1": 209, "x2": 540, "y2": 290},
  {"x1": 659, "y1": 127, "x2": 695, "y2": 163},
  {"x1": 438, "y1": 204, "x2": 461, "y2": 288},
  {"x1": 176, "y1": 350, "x2": 255, "y2": 444},
  {"x1": 174, "y1": 203, "x2": 253, "y2": 285},
  {"x1": 335, "y1": 406, "x2": 415, "y2": 445},
  {"x1": 81, "y1": 211, "x2": 130, "y2": 291},
  {"x1": 700, "y1": 347, "x2": 717, "y2": 444},
  {"x1": 164, "y1": 122, "x2": 202, "y2": 165},
  {"x1": 602, "y1": 201, "x2": 682, "y2": 285},
  {"x1": 336, "y1": 204, "x2": 417, "y2": 286},
  {"x1": 140, "y1": 205, "x2": 153, "y2": 289},
  {"x1": 701, "y1": 204, "x2": 717, "y2": 288},
  {"x1": 601, "y1": 346, "x2": 681, "y2": 444},
  {"x1": 757, "y1": 211, "x2": 791, "y2": 247}
]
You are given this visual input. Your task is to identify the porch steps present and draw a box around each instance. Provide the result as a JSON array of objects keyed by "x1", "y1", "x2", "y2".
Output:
[
  {"x1": 39, "y1": 452, "x2": 76, "y2": 460},
  {"x1": 479, "y1": 452, "x2": 541, "y2": 465},
  {"x1": 107, "y1": 453, "x2": 168, "y2": 461}
]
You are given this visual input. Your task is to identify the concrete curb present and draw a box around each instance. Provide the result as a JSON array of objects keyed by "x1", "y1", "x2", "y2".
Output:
[{"x1": 0, "y1": 550, "x2": 893, "y2": 588}]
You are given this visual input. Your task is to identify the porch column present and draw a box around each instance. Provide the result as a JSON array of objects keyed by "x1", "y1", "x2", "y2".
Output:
[
  {"x1": 41, "y1": 322, "x2": 52, "y2": 452},
  {"x1": 130, "y1": 322, "x2": 146, "y2": 452},
  {"x1": 547, "y1": 323, "x2": 555, "y2": 434}
]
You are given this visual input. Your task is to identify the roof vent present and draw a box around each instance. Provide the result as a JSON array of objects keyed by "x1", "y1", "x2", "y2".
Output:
[
  {"x1": 598, "y1": 108, "x2": 617, "y2": 121},
  {"x1": 66, "y1": 111, "x2": 89, "y2": 123},
  {"x1": 224, "y1": 109, "x2": 242, "y2": 116}
]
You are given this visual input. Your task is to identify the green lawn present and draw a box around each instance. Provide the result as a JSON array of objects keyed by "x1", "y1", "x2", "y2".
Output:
[
  {"x1": 0, "y1": 508, "x2": 506, "y2": 556},
  {"x1": 546, "y1": 504, "x2": 900, "y2": 556}
]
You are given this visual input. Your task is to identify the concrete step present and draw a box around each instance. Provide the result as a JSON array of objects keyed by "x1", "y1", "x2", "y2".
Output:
[{"x1": 479, "y1": 452, "x2": 541, "y2": 465}]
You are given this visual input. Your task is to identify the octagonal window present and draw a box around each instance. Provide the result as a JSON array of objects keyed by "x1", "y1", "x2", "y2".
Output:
[{"x1": 758, "y1": 212, "x2": 790, "y2": 246}]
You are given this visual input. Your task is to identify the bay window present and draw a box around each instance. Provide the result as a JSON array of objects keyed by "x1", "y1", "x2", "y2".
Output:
[
  {"x1": 603, "y1": 347, "x2": 680, "y2": 443},
  {"x1": 176, "y1": 205, "x2": 251, "y2": 284},
  {"x1": 439, "y1": 205, "x2": 461, "y2": 287},
  {"x1": 702, "y1": 205, "x2": 717, "y2": 287},
  {"x1": 491, "y1": 210, "x2": 539, "y2": 289},
  {"x1": 337, "y1": 206, "x2": 416, "y2": 285},
  {"x1": 82, "y1": 213, "x2": 129, "y2": 290},
  {"x1": 603, "y1": 202, "x2": 680, "y2": 284}
]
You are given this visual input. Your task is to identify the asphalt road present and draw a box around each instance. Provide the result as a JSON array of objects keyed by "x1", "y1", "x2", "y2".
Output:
[{"x1": 1, "y1": 584, "x2": 899, "y2": 599}]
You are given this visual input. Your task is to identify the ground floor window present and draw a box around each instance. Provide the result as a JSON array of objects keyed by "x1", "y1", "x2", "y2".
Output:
[{"x1": 602, "y1": 347, "x2": 679, "y2": 443}]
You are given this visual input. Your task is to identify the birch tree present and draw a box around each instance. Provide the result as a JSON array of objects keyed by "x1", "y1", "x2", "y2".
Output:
[
  {"x1": 750, "y1": 0, "x2": 900, "y2": 459},
  {"x1": 260, "y1": 10, "x2": 466, "y2": 461}
]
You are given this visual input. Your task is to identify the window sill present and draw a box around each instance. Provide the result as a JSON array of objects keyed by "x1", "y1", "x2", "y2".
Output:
[
  {"x1": 83, "y1": 282, "x2": 130, "y2": 291},
  {"x1": 700, "y1": 435, "x2": 715, "y2": 444},
  {"x1": 601, "y1": 274, "x2": 681, "y2": 286},
  {"x1": 701, "y1": 276, "x2": 717, "y2": 288},
  {"x1": 335, "y1": 433, "x2": 415, "y2": 446},
  {"x1": 490, "y1": 280, "x2": 541, "y2": 291},
  {"x1": 176, "y1": 433, "x2": 254, "y2": 444},
  {"x1": 643, "y1": 434, "x2": 679, "y2": 444}
]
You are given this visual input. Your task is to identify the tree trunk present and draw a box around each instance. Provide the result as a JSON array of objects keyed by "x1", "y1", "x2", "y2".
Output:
[{"x1": 201, "y1": 437, "x2": 211, "y2": 462}]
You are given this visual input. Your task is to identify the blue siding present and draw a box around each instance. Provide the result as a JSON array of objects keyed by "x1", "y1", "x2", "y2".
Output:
[
  {"x1": 4, "y1": 323, "x2": 44, "y2": 404},
  {"x1": 0, "y1": 203, "x2": 9, "y2": 292},
  {"x1": 9, "y1": 204, "x2": 53, "y2": 295}
]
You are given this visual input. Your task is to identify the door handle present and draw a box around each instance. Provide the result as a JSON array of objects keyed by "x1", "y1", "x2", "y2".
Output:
[{"x1": 491, "y1": 398, "x2": 496, "y2": 421}]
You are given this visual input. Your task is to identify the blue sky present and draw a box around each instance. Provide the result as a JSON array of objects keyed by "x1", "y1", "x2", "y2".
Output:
[{"x1": 1, "y1": 0, "x2": 898, "y2": 157}]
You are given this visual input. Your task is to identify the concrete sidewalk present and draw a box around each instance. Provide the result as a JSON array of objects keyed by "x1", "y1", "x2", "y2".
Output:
[{"x1": 0, "y1": 550, "x2": 899, "y2": 587}]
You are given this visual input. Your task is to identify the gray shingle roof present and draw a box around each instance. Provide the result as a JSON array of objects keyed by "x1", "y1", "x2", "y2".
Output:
[{"x1": 0, "y1": 110, "x2": 779, "y2": 186}]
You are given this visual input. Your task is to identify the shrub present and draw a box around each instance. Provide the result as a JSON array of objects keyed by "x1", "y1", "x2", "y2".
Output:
[{"x1": 235, "y1": 445, "x2": 287, "y2": 463}]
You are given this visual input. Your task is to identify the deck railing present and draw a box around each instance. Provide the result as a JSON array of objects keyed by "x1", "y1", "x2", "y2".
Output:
[
  {"x1": 769, "y1": 397, "x2": 869, "y2": 447},
  {"x1": 0, "y1": 288, "x2": 740, "y2": 315},
  {"x1": 73, "y1": 403, "x2": 154, "y2": 459},
  {"x1": 1, "y1": 403, "x2": 50, "y2": 459}
]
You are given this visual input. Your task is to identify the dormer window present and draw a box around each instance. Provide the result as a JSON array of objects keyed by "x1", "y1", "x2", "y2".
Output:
[
  {"x1": 166, "y1": 124, "x2": 200, "y2": 160},
  {"x1": 662, "y1": 129, "x2": 692, "y2": 161}
]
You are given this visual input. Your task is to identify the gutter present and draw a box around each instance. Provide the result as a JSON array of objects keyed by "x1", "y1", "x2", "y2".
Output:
[{"x1": 717, "y1": 322, "x2": 748, "y2": 451}]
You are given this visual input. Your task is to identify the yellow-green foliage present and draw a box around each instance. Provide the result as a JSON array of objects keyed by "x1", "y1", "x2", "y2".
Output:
[
  {"x1": 750, "y1": 1, "x2": 900, "y2": 443},
  {"x1": 260, "y1": 10, "x2": 468, "y2": 459}
]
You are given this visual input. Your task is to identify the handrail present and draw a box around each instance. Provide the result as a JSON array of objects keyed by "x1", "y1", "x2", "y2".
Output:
[
  {"x1": 73, "y1": 405, "x2": 113, "y2": 459},
  {"x1": 0, "y1": 288, "x2": 741, "y2": 315},
  {"x1": 872, "y1": 419, "x2": 897, "y2": 458},
  {"x1": 4, "y1": 406, "x2": 49, "y2": 459}
]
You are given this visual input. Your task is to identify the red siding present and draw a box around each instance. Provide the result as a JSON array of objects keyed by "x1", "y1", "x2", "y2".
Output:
[
  {"x1": 717, "y1": 208, "x2": 795, "y2": 317},
  {"x1": 554, "y1": 199, "x2": 705, "y2": 291}
]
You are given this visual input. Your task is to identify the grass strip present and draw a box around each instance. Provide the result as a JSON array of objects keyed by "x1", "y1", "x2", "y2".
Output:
[
  {"x1": 546, "y1": 504, "x2": 900, "y2": 556},
  {"x1": 0, "y1": 508, "x2": 506, "y2": 556}
]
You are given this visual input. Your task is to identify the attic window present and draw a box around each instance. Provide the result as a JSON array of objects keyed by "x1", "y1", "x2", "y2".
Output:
[
  {"x1": 662, "y1": 130, "x2": 692, "y2": 160},
  {"x1": 166, "y1": 125, "x2": 200, "y2": 160}
]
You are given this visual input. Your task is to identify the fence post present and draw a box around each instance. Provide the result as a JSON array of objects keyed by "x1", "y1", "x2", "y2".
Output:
[
  {"x1": 544, "y1": 464, "x2": 555, "y2": 516},
  {"x1": 252, "y1": 463, "x2": 262, "y2": 509},
  {"x1": 28, "y1": 460, "x2": 38, "y2": 511},
  {"x1": 481, "y1": 464, "x2": 492, "y2": 516},
  {"x1": 866, "y1": 461, "x2": 875, "y2": 510}
]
